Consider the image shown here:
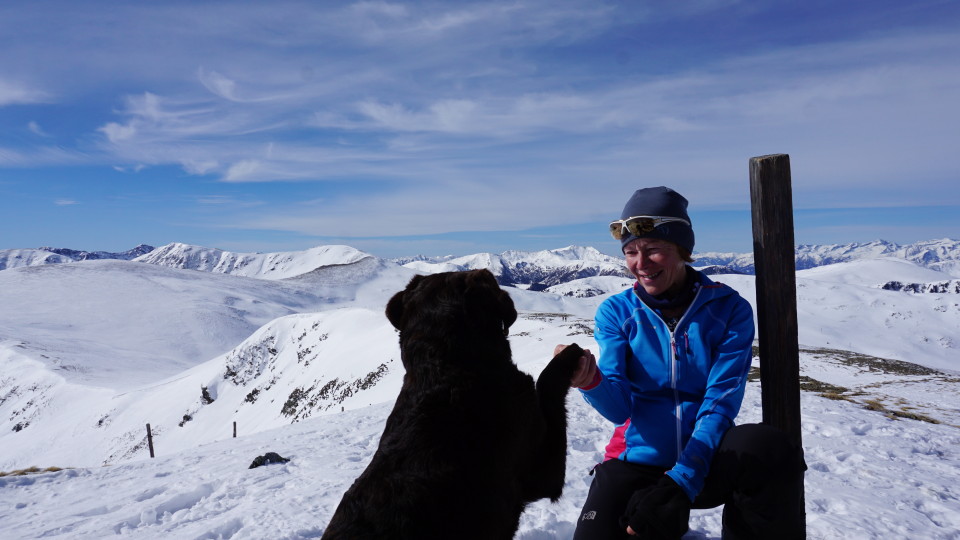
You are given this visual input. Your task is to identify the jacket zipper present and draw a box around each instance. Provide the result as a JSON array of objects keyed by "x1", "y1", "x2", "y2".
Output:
[
  {"x1": 668, "y1": 284, "x2": 703, "y2": 463},
  {"x1": 634, "y1": 281, "x2": 706, "y2": 465},
  {"x1": 670, "y1": 333, "x2": 682, "y2": 461}
]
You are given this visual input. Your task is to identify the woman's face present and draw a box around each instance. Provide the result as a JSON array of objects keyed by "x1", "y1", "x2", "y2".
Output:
[{"x1": 623, "y1": 238, "x2": 687, "y2": 297}]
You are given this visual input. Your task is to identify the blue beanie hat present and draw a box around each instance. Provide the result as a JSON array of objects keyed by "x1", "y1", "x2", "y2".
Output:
[{"x1": 617, "y1": 186, "x2": 695, "y2": 253}]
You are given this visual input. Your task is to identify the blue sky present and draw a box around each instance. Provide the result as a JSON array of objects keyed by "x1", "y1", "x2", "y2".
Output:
[{"x1": 1, "y1": 0, "x2": 958, "y2": 259}]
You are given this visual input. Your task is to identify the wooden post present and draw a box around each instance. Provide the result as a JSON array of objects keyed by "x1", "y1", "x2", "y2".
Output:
[
  {"x1": 146, "y1": 423, "x2": 155, "y2": 458},
  {"x1": 750, "y1": 154, "x2": 805, "y2": 535},
  {"x1": 233, "y1": 421, "x2": 237, "y2": 438},
  {"x1": 749, "y1": 154, "x2": 802, "y2": 442}
]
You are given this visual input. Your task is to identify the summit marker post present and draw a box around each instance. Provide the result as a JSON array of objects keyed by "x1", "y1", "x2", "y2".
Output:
[
  {"x1": 749, "y1": 153, "x2": 802, "y2": 440},
  {"x1": 749, "y1": 153, "x2": 805, "y2": 535}
]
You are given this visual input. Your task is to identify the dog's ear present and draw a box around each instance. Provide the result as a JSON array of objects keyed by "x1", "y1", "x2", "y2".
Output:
[
  {"x1": 385, "y1": 290, "x2": 406, "y2": 329},
  {"x1": 498, "y1": 290, "x2": 517, "y2": 334},
  {"x1": 385, "y1": 275, "x2": 425, "y2": 330}
]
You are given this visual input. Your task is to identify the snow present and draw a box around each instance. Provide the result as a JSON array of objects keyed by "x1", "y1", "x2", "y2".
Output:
[
  {"x1": 2, "y1": 245, "x2": 960, "y2": 538},
  {"x1": 134, "y1": 243, "x2": 371, "y2": 281},
  {"x1": 0, "y1": 260, "x2": 336, "y2": 387},
  {"x1": 713, "y1": 261, "x2": 960, "y2": 373},
  {"x1": 545, "y1": 276, "x2": 635, "y2": 298},
  {"x1": 795, "y1": 257, "x2": 951, "y2": 287},
  {"x1": 2, "y1": 374, "x2": 958, "y2": 539},
  {"x1": 696, "y1": 238, "x2": 960, "y2": 277},
  {"x1": 399, "y1": 245, "x2": 626, "y2": 285},
  {"x1": 0, "y1": 248, "x2": 73, "y2": 270}
]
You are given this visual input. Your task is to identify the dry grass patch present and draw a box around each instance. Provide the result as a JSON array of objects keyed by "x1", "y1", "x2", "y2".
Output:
[{"x1": 0, "y1": 466, "x2": 66, "y2": 477}]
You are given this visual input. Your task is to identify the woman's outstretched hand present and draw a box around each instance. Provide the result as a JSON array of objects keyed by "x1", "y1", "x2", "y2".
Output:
[{"x1": 555, "y1": 344, "x2": 598, "y2": 388}]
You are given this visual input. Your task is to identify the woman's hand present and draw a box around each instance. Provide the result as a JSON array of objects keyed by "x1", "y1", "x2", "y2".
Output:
[
  {"x1": 621, "y1": 476, "x2": 691, "y2": 538},
  {"x1": 555, "y1": 344, "x2": 598, "y2": 388}
]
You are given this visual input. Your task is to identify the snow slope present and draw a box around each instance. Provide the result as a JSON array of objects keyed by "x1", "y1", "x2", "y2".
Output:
[
  {"x1": 0, "y1": 245, "x2": 153, "y2": 271},
  {"x1": 0, "y1": 260, "x2": 336, "y2": 387},
  {"x1": 0, "y1": 249, "x2": 74, "y2": 271},
  {"x1": 1, "y1": 363, "x2": 958, "y2": 539}
]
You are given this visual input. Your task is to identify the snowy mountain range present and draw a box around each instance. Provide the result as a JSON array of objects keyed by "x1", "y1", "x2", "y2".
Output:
[
  {"x1": 393, "y1": 245, "x2": 630, "y2": 288},
  {"x1": 695, "y1": 238, "x2": 960, "y2": 276},
  {"x1": 1, "y1": 239, "x2": 959, "y2": 538},
  {"x1": 133, "y1": 243, "x2": 374, "y2": 281},
  {"x1": 0, "y1": 244, "x2": 154, "y2": 271},
  {"x1": 4, "y1": 238, "x2": 959, "y2": 289}
]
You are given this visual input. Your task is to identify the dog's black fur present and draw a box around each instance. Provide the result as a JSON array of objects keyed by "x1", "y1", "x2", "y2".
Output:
[{"x1": 322, "y1": 269, "x2": 583, "y2": 540}]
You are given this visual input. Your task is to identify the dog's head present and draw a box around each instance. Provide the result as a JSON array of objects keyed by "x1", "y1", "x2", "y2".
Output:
[{"x1": 386, "y1": 269, "x2": 517, "y2": 338}]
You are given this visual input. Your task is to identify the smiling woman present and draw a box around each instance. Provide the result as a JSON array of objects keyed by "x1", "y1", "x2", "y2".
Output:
[{"x1": 559, "y1": 186, "x2": 807, "y2": 540}]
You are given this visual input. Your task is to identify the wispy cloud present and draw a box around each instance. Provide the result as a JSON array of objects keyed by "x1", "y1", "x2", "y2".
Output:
[
  {"x1": 0, "y1": 80, "x2": 49, "y2": 106},
  {"x1": 27, "y1": 121, "x2": 50, "y2": 137},
  {"x1": 194, "y1": 195, "x2": 263, "y2": 208},
  {"x1": 54, "y1": 199, "x2": 78, "y2": 206},
  {"x1": 0, "y1": 146, "x2": 92, "y2": 167}
]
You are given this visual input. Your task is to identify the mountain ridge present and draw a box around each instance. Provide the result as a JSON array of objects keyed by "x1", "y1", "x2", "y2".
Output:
[
  {"x1": 2, "y1": 239, "x2": 959, "y2": 288},
  {"x1": 0, "y1": 244, "x2": 155, "y2": 271},
  {"x1": 695, "y1": 238, "x2": 960, "y2": 276}
]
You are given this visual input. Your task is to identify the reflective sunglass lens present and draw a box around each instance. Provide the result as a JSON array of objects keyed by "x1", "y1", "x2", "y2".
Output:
[{"x1": 625, "y1": 218, "x2": 656, "y2": 236}]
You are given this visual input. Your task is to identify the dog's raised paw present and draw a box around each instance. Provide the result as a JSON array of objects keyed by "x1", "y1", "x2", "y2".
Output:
[
  {"x1": 537, "y1": 343, "x2": 583, "y2": 394},
  {"x1": 553, "y1": 343, "x2": 584, "y2": 368}
]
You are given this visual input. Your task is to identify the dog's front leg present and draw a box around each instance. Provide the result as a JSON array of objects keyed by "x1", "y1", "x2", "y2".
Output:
[{"x1": 520, "y1": 343, "x2": 584, "y2": 502}]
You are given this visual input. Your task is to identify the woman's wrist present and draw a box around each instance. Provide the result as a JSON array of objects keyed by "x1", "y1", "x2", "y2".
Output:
[{"x1": 578, "y1": 369, "x2": 603, "y2": 390}]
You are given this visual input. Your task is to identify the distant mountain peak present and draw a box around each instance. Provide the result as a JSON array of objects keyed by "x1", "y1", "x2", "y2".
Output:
[
  {"x1": 38, "y1": 245, "x2": 155, "y2": 261},
  {"x1": 0, "y1": 245, "x2": 156, "y2": 270},
  {"x1": 134, "y1": 243, "x2": 376, "y2": 280}
]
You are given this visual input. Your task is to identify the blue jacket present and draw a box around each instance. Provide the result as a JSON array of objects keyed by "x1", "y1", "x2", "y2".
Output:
[{"x1": 580, "y1": 271, "x2": 755, "y2": 501}]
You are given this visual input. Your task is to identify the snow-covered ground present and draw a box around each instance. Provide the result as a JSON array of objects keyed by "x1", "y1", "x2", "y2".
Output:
[
  {"x1": 2, "y1": 369, "x2": 958, "y2": 539},
  {"x1": 2, "y1": 248, "x2": 959, "y2": 538}
]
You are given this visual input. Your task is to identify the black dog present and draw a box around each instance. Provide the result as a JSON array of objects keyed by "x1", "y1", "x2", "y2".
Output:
[{"x1": 322, "y1": 269, "x2": 582, "y2": 540}]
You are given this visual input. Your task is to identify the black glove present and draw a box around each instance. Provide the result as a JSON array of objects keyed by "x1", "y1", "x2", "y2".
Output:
[{"x1": 620, "y1": 475, "x2": 691, "y2": 539}]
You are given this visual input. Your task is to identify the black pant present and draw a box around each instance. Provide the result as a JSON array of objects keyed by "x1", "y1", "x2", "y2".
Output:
[{"x1": 572, "y1": 423, "x2": 806, "y2": 540}]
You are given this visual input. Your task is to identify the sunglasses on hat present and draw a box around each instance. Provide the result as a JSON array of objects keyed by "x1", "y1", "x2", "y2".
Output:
[{"x1": 609, "y1": 215, "x2": 690, "y2": 240}]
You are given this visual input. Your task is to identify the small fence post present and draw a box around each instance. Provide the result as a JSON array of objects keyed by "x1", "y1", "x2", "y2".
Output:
[
  {"x1": 146, "y1": 423, "x2": 155, "y2": 458},
  {"x1": 749, "y1": 153, "x2": 805, "y2": 536},
  {"x1": 233, "y1": 421, "x2": 237, "y2": 438}
]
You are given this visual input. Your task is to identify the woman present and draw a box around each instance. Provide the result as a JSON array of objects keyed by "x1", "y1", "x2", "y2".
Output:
[{"x1": 562, "y1": 186, "x2": 805, "y2": 540}]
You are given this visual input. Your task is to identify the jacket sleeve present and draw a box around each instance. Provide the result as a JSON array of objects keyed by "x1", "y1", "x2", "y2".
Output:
[
  {"x1": 667, "y1": 296, "x2": 755, "y2": 501},
  {"x1": 578, "y1": 298, "x2": 633, "y2": 424}
]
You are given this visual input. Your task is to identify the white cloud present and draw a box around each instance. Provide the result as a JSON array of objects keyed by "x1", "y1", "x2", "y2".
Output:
[
  {"x1": 198, "y1": 69, "x2": 240, "y2": 101},
  {"x1": 112, "y1": 164, "x2": 147, "y2": 173},
  {"x1": 54, "y1": 199, "x2": 78, "y2": 206},
  {"x1": 27, "y1": 121, "x2": 50, "y2": 136},
  {"x1": 100, "y1": 122, "x2": 137, "y2": 143},
  {"x1": 181, "y1": 159, "x2": 219, "y2": 175},
  {"x1": 194, "y1": 195, "x2": 262, "y2": 208},
  {"x1": 0, "y1": 80, "x2": 49, "y2": 106},
  {"x1": 223, "y1": 160, "x2": 263, "y2": 182}
]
